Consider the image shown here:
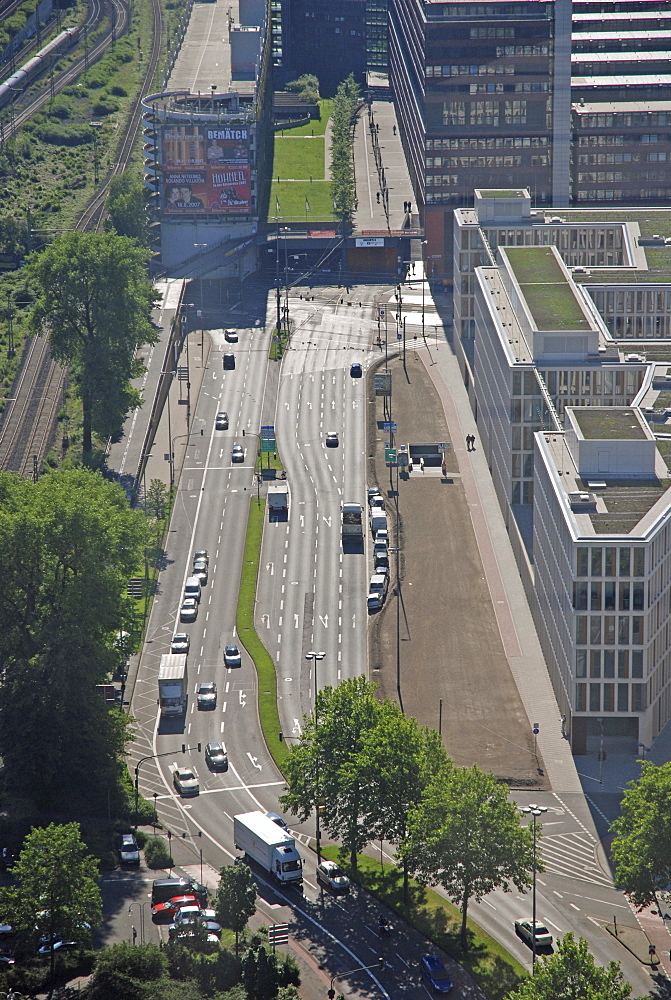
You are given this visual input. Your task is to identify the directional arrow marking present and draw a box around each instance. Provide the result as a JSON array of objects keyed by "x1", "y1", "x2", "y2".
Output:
[
  {"x1": 247, "y1": 753, "x2": 262, "y2": 771},
  {"x1": 239, "y1": 691, "x2": 247, "y2": 707},
  {"x1": 319, "y1": 614, "x2": 329, "y2": 628}
]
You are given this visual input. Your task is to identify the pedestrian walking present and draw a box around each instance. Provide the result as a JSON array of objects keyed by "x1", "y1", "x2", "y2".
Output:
[
  {"x1": 466, "y1": 434, "x2": 471, "y2": 451},
  {"x1": 376, "y1": 192, "x2": 380, "y2": 204},
  {"x1": 471, "y1": 434, "x2": 476, "y2": 450},
  {"x1": 393, "y1": 125, "x2": 397, "y2": 136},
  {"x1": 408, "y1": 202, "x2": 412, "y2": 213}
]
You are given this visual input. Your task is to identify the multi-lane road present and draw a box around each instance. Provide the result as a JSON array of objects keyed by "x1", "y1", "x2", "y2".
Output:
[{"x1": 129, "y1": 280, "x2": 659, "y2": 999}]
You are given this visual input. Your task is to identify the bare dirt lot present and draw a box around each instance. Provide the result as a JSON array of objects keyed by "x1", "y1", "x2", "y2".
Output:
[{"x1": 368, "y1": 352, "x2": 547, "y2": 787}]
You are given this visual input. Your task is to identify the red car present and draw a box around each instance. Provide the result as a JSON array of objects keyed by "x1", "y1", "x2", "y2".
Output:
[{"x1": 151, "y1": 894, "x2": 198, "y2": 920}]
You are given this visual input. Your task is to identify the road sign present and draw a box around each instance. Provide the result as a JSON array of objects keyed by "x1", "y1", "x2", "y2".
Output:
[
  {"x1": 397, "y1": 332, "x2": 402, "y2": 340},
  {"x1": 382, "y1": 422, "x2": 397, "y2": 431},
  {"x1": 261, "y1": 426, "x2": 275, "y2": 440},
  {"x1": 374, "y1": 372, "x2": 392, "y2": 397},
  {"x1": 268, "y1": 923, "x2": 289, "y2": 947},
  {"x1": 385, "y1": 448, "x2": 397, "y2": 465}
]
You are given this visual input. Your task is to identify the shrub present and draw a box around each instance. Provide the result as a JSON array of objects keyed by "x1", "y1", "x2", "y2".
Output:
[{"x1": 144, "y1": 835, "x2": 172, "y2": 869}]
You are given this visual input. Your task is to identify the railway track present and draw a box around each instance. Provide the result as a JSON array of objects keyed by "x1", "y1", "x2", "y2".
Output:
[{"x1": 0, "y1": 0, "x2": 164, "y2": 477}]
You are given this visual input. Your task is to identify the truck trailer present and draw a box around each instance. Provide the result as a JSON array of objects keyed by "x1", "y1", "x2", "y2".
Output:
[
  {"x1": 233, "y1": 811, "x2": 303, "y2": 885},
  {"x1": 341, "y1": 501, "x2": 363, "y2": 540},
  {"x1": 158, "y1": 653, "x2": 188, "y2": 716}
]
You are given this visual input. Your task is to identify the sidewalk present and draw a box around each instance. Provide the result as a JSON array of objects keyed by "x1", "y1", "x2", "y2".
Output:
[{"x1": 353, "y1": 99, "x2": 414, "y2": 234}]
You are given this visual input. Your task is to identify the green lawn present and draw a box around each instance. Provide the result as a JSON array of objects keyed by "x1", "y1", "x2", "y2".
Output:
[
  {"x1": 273, "y1": 136, "x2": 325, "y2": 180},
  {"x1": 269, "y1": 99, "x2": 336, "y2": 221},
  {"x1": 235, "y1": 498, "x2": 289, "y2": 771},
  {"x1": 270, "y1": 180, "x2": 335, "y2": 222},
  {"x1": 321, "y1": 848, "x2": 526, "y2": 1000}
]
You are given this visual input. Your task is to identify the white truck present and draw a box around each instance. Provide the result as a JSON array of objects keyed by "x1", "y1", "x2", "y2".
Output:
[
  {"x1": 233, "y1": 811, "x2": 303, "y2": 885},
  {"x1": 268, "y1": 483, "x2": 289, "y2": 516},
  {"x1": 158, "y1": 653, "x2": 188, "y2": 716}
]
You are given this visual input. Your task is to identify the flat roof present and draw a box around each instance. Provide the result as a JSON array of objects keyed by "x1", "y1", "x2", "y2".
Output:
[
  {"x1": 505, "y1": 247, "x2": 591, "y2": 331},
  {"x1": 572, "y1": 74, "x2": 671, "y2": 86},
  {"x1": 572, "y1": 100, "x2": 671, "y2": 113},
  {"x1": 573, "y1": 408, "x2": 647, "y2": 440},
  {"x1": 573, "y1": 29, "x2": 671, "y2": 40},
  {"x1": 542, "y1": 434, "x2": 671, "y2": 535},
  {"x1": 573, "y1": 10, "x2": 671, "y2": 20},
  {"x1": 572, "y1": 50, "x2": 671, "y2": 63},
  {"x1": 477, "y1": 188, "x2": 527, "y2": 198}
]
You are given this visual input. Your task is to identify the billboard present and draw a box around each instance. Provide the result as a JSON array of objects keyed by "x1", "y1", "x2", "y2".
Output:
[{"x1": 160, "y1": 124, "x2": 251, "y2": 216}]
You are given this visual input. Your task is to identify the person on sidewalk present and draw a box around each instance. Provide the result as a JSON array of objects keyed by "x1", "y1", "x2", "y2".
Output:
[{"x1": 393, "y1": 125, "x2": 397, "y2": 136}]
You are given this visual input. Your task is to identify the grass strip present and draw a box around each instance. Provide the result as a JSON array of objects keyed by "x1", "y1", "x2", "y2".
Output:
[
  {"x1": 321, "y1": 847, "x2": 526, "y2": 1000},
  {"x1": 236, "y1": 497, "x2": 289, "y2": 771}
]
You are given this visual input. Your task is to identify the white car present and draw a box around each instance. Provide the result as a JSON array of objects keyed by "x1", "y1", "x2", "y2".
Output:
[
  {"x1": 171, "y1": 633, "x2": 190, "y2": 654},
  {"x1": 197, "y1": 682, "x2": 217, "y2": 709},
  {"x1": 224, "y1": 643, "x2": 242, "y2": 667},
  {"x1": 224, "y1": 328, "x2": 238, "y2": 342},
  {"x1": 180, "y1": 598, "x2": 198, "y2": 623},
  {"x1": 173, "y1": 767, "x2": 199, "y2": 796},
  {"x1": 514, "y1": 919, "x2": 553, "y2": 949},
  {"x1": 316, "y1": 860, "x2": 350, "y2": 895}
]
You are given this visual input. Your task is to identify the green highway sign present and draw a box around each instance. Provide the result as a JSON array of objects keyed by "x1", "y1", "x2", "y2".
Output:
[{"x1": 385, "y1": 448, "x2": 397, "y2": 465}]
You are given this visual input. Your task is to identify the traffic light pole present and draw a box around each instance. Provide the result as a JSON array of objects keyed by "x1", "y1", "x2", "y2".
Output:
[{"x1": 328, "y1": 957, "x2": 385, "y2": 998}]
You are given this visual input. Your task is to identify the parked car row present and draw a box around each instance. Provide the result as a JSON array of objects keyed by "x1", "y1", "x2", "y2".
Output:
[{"x1": 367, "y1": 487, "x2": 390, "y2": 613}]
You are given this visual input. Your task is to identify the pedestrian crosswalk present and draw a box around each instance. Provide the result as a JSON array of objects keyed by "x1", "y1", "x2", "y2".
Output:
[{"x1": 538, "y1": 830, "x2": 613, "y2": 888}]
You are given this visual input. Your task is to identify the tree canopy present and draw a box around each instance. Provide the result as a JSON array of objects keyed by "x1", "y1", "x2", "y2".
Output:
[
  {"x1": 0, "y1": 467, "x2": 147, "y2": 814},
  {"x1": 107, "y1": 171, "x2": 150, "y2": 245},
  {"x1": 0, "y1": 822, "x2": 101, "y2": 950},
  {"x1": 402, "y1": 763, "x2": 534, "y2": 951},
  {"x1": 610, "y1": 760, "x2": 671, "y2": 909},
  {"x1": 330, "y1": 75, "x2": 360, "y2": 224},
  {"x1": 27, "y1": 230, "x2": 158, "y2": 457},
  {"x1": 215, "y1": 862, "x2": 257, "y2": 953},
  {"x1": 506, "y1": 933, "x2": 636, "y2": 1000},
  {"x1": 285, "y1": 74, "x2": 320, "y2": 104}
]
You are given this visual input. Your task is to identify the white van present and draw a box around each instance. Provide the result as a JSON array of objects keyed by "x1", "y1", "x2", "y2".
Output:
[
  {"x1": 184, "y1": 576, "x2": 202, "y2": 603},
  {"x1": 367, "y1": 572, "x2": 388, "y2": 612},
  {"x1": 370, "y1": 512, "x2": 388, "y2": 538}
]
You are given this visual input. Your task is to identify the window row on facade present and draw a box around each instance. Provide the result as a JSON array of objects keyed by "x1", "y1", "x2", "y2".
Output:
[
  {"x1": 577, "y1": 152, "x2": 671, "y2": 164},
  {"x1": 442, "y1": 99, "x2": 542, "y2": 126},
  {"x1": 576, "y1": 112, "x2": 671, "y2": 128},
  {"x1": 575, "y1": 545, "x2": 646, "y2": 578},
  {"x1": 576, "y1": 645, "x2": 644, "y2": 676},
  {"x1": 575, "y1": 187, "x2": 670, "y2": 201},
  {"x1": 428, "y1": 136, "x2": 549, "y2": 150},
  {"x1": 436, "y1": 82, "x2": 550, "y2": 94},
  {"x1": 575, "y1": 681, "x2": 646, "y2": 713}
]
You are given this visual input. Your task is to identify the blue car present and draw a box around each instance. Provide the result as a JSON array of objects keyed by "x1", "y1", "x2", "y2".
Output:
[
  {"x1": 350, "y1": 362, "x2": 363, "y2": 377},
  {"x1": 420, "y1": 954, "x2": 453, "y2": 993}
]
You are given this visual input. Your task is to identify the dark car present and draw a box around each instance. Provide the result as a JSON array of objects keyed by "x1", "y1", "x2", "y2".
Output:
[
  {"x1": 420, "y1": 954, "x2": 453, "y2": 993},
  {"x1": 205, "y1": 741, "x2": 228, "y2": 771},
  {"x1": 223, "y1": 353, "x2": 235, "y2": 370},
  {"x1": 350, "y1": 362, "x2": 363, "y2": 377},
  {"x1": 224, "y1": 329, "x2": 238, "y2": 342},
  {"x1": 194, "y1": 549, "x2": 209, "y2": 565},
  {"x1": 266, "y1": 812, "x2": 288, "y2": 829},
  {"x1": 216, "y1": 411, "x2": 229, "y2": 430},
  {"x1": 231, "y1": 444, "x2": 244, "y2": 463},
  {"x1": 325, "y1": 432, "x2": 339, "y2": 447}
]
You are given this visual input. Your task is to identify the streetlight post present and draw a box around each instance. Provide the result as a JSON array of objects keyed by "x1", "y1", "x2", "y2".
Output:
[
  {"x1": 134, "y1": 745, "x2": 201, "y2": 828},
  {"x1": 128, "y1": 902, "x2": 147, "y2": 944},
  {"x1": 520, "y1": 803, "x2": 547, "y2": 973},
  {"x1": 328, "y1": 957, "x2": 385, "y2": 999},
  {"x1": 306, "y1": 650, "x2": 325, "y2": 862}
]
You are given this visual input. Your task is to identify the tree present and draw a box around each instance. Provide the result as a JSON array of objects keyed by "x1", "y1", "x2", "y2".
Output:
[
  {"x1": 285, "y1": 74, "x2": 320, "y2": 104},
  {"x1": 403, "y1": 764, "x2": 534, "y2": 952},
  {"x1": 354, "y1": 705, "x2": 450, "y2": 900},
  {"x1": 506, "y1": 933, "x2": 636, "y2": 1000},
  {"x1": 330, "y1": 75, "x2": 360, "y2": 223},
  {"x1": 107, "y1": 170, "x2": 150, "y2": 245},
  {"x1": 27, "y1": 231, "x2": 158, "y2": 458},
  {"x1": 0, "y1": 823, "x2": 101, "y2": 988},
  {"x1": 215, "y1": 862, "x2": 257, "y2": 954},
  {"x1": 610, "y1": 760, "x2": 671, "y2": 910},
  {"x1": 86, "y1": 942, "x2": 166, "y2": 1000},
  {"x1": 281, "y1": 675, "x2": 381, "y2": 869},
  {"x1": 0, "y1": 468, "x2": 147, "y2": 814},
  {"x1": 243, "y1": 945, "x2": 278, "y2": 1000}
]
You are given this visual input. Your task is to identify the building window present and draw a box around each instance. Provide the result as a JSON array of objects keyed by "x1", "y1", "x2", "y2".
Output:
[
  {"x1": 632, "y1": 651, "x2": 643, "y2": 678},
  {"x1": 604, "y1": 650, "x2": 615, "y2": 677},
  {"x1": 632, "y1": 684, "x2": 647, "y2": 712},
  {"x1": 618, "y1": 617, "x2": 630, "y2": 645},
  {"x1": 576, "y1": 684, "x2": 587, "y2": 711},
  {"x1": 576, "y1": 547, "x2": 588, "y2": 576},
  {"x1": 617, "y1": 684, "x2": 629, "y2": 712},
  {"x1": 576, "y1": 650, "x2": 587, "y2": 678},
  {"x1": 603, "y1": 683, "x2": 614, "y2": 711},
  {"x1": 590, "y1": 651, "x2": 601, "y2": 678},
  {"x1": 590, "y1": 684, "x2": 601, "y2": 712},
  {"x1": 618, "y1": 650, "x2": 629, "y2": 678}
]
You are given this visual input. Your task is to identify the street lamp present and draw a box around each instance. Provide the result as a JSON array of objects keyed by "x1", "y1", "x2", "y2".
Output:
[
  {"x1": 520, "y1": 803, "x2": 547, "y2": 973},
  {"x1": 306, "y1": 650, "x2": 325, "y2": 861},
  {"x1": 128, "y1": 902, "x2": 148, "y2": 944},
  {"x1": 328, "y1": 957, "x2": 385, "y2": 999}
]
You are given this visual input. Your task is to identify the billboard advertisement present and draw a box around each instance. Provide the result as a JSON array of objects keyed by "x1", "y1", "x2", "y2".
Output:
[{"x1": 160, "y1": 125, "x2": 251, "y2": 216}]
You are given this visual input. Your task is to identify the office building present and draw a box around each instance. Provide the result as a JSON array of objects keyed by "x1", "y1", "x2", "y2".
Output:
[{"x1": 456, "y1": 189, "x2": 671, "y2": 751}]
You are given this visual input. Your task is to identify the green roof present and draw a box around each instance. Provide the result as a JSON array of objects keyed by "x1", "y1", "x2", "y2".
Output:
[
  {"x1": 573, "y1": 408, "x2": 646, "y2": 440},
  {"x1": 582, "y1": 478, "x2": 671, "y2": 534},
  {"x1": 479, "y1": 189, "x2": 527, "y2": 198},
  {"x1": 505, "y1": 247, "x2": 590, "y2": 331}
]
